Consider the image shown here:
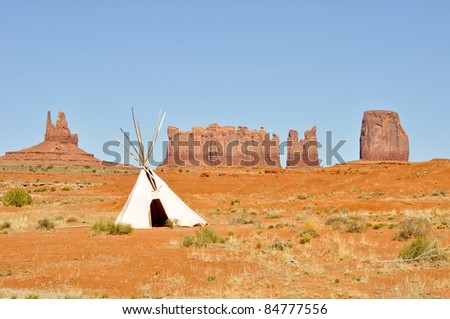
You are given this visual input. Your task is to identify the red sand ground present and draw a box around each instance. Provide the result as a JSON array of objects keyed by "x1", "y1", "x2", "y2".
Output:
[{"x1": 0, "y1": 160, "x2": 449, "y2": 298}]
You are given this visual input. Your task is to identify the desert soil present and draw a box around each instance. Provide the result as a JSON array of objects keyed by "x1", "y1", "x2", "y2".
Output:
[{"x1": 0, "y1": 160, "x2": 449, "y2": 298}]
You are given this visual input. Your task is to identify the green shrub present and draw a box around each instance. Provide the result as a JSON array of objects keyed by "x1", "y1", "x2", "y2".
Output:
[
  {"x1": 399, "y1": 237, "x2": 448, "y2": 262},
  {"x1": 182, "y1": 234, "x2": 196, "y2": 247},
  {"x1": 61, "y1": 187, "x2": 71, "y2": 192},
  {"x1": 181, "y1": 227, "x2": 224, "y2": 247},
  {"x1": 372, "y1": 223, "x2": 386, "y2": 230},
  {"x1": 36, "y1": 218, "x2": 55, "y2": 231},
  {"x1": 91, "y1": 220, "x2": 133, "y2": 235},
  {"x1": 34, "y1": 187, "x2": 47, "y2": 193},
  {"x1": 0, "y1": 221, "x2": 11, "y2": 231},
  {"x1": 395, "y1": 218, "x2": 432, "y2": 241},
  {"x1": 2, "y1": 188, "x2": 32, "y2": 207}
]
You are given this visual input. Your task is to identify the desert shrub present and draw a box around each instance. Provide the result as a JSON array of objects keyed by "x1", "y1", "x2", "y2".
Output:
[
  {"x1": 326, "y1": 214, "x2": 366, "y2": 233},
  {"x1": 399, "y1": 237, "x2": 448, "y2": 262},
  {"x1": 431, "y1": 190, "x2": 448, "y2": 197},
  {"x1": 269, "y1": 237, "x2": 292, "y2": 251},
  {"x1": 91, "y1": 220, "x2": 133, "y2": 235},
  {"x1": 2, "y1": 188, "x2": 32, "y2": 207},
  {"x1": 298, "y1": 229, "x2": 320, "y2": 245},
  {"x1": 297, "y1": 194, "x2": 308, "y2": 200},
  {"x1": 372, "y1": 223, "x2": 386, "y2": 230},
  {"x1": 358, "y1": 192, "x2": 385, "y2": 200},
  {"x1": 181, "y1": 227, "x2": 224, "y2": 248},
  {"x1": 36, "y1": 218, "x2": 55, "y2": 231},
  {"x1": 164, "y1": 218, "x2": 180, "y2": 229},
  {"x1": 230, "y1": 216, "x2": 255, "y2": 225},
  {"x1": 66, "y1": 217, "x2": 78, "y2": 223},
  {"x1": 34, "y1": 187, "x2": 47, "y2": 193},
  {"x1": 265, "y1": 209, "x2": 282, "y2": 219},
  {"x1": 325, "y1": 215, "x2": 348, "y2": 229},
  {"x1": 345, "y1": 217, "x2": 367, "y2": 233},
  {"x1": 61, "y1": 187, "x2": 71, "y2": 192},
  {"x1": 0, "y1": 221, "x2": 11, "y2": 231},
  {"x1": 231, "y1": 198, "x2": 240, "y2": 206},
  {"x1": 395, "y1": 218, "x2": 432, "y2": 241},
  {"x1": 0, "y1": 266, "x2": 13, "y2": 276}
]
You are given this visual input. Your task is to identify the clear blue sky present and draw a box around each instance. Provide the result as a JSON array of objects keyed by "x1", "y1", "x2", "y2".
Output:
[{"x1": 1, "y1": 0, "x2": 449, "y2": 166}]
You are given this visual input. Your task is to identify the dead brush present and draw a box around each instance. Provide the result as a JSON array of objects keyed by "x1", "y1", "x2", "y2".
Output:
[{"x1": 395, "y1": 218, "x2": 432, "y2": 241}]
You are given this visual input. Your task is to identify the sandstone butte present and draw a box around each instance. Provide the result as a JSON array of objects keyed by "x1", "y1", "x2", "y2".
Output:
[
  {"x1": 160, "y1": 123, "x2": 282, "y2": 168},
  {"x1": 160, "y1": 123, "x2": 321, "y2": 168},
  {"x1": 286, "y1": 126, "x2": 320, "y2": 168},
  {"x1": 0, "y1": 111, "x2": 103, "y2": 166},
  {"x1": 360, "y1": 110, "x2": 410, "y2": 162}
]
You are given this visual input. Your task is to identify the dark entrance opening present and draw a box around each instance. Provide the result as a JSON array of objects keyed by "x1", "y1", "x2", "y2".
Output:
[{"x1": 150, "y1": 198, "x2": 168, "y2": 227}]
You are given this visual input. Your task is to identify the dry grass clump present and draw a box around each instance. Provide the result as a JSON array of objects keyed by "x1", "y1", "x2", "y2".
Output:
[
  {"x1": 399, "y1": 237, "x2": 448, "y2": 262},
  {"x1": 326, "y1": 214, "x2": 366, "y2": 233},
  {"x1": 298, "y1": 229, "x2": 320, "y2": 245},
  {"x1": 36, "y1": 218, "x2": 55, "y2": 231},
  {"x1": 182, "y1": 227, "x2": 224, "y2": 248},
  {"x1": 395, "y1": 218, "x2": 432, "y2": 241},
  {"x1": 0, "y1": 221, "x2": 11, "y2": 231},
  {"x1": 91, "y1": 220, "x2": 133, "y2": 235},
  {"x1": 268, "y1": 237, "x2": 292, "y2": 251}
]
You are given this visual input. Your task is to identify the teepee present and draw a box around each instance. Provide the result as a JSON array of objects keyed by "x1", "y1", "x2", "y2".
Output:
[{"x1": 115, "y1": 109, "x2": 207, "y2": 229}]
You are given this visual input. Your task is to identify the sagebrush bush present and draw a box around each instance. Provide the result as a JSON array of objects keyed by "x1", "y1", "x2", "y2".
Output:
[
  {"x1": 298, "y1": 229, "x2": 320, "y2": 245},
  {"x1": 2, "y1": 188, "x2": 32, "y2": 207},
  {"x1": 395, "y1": 218, "x2": 432, "y2": 241},
  {"x1": 91, "y1": 220, "x2": 133, "y2": 235},
  {"x1": 269, "y1": 237, "x2": 292, "y2": 251},
  {"x1": 0, "y1": 221, "x2": 11, "y2": 231},
  {"x1": 36, "y1": 218, "x2": 55, "y2": 231},
  {"x1": 399, "y1": 237, "x2": 448, "y2": 262},
  {"x1": 325, "y1": 215, "x2": 348, "y2": 229},
  {"x1": 181, "y1": 227, "x2": 224, "y2": 247},
  {"x1": 66, "y1": 217, "x2": 78, "y2": 223},
  {"x1": 345, "y1": 217, "x2": 367, "y2": 233},
  {"x1": 326, "y1": 214, "x2": 366, "y2": 233}
]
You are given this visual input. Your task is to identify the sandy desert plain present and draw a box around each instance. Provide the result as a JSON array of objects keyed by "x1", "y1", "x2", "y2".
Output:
[{"x1": 0, "y1": 159, "x2": 449, "y2": 299}]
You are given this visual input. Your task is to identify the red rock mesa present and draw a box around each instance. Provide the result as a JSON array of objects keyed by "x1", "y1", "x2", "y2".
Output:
[
  {"x1": 360, "y1": 110, "x2": 409, "y2": 162},
  {"x1": 0, "y1": 111, "x2": 102, "y2": 166}
]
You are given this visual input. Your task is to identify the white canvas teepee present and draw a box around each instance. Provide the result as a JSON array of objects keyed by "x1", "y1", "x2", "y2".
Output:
[{"x1": 114, "y1": 109, "x2": 207, "y2": 229}]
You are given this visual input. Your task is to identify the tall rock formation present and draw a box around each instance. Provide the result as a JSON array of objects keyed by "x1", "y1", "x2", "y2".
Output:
[
  {"x1": 161, "y1": 123, "x2": 281, "y2": 168},
  {"x1": 0, "y1": 111, "x2": 102, "y2": 166},
  {"x1": 44, "y1": 111, "x2": 79, "y2": 145},
  {"x1": 286, "y1": 126, "x2": 320, "y2": 168},
  {"x1": 360, "y1": 110, "x2": 409, "y2": 162}
]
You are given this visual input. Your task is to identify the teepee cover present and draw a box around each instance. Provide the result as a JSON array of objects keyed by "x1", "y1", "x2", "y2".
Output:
[{"x1": 114, "y1": 109, "x2": 207, "y2": 229}]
